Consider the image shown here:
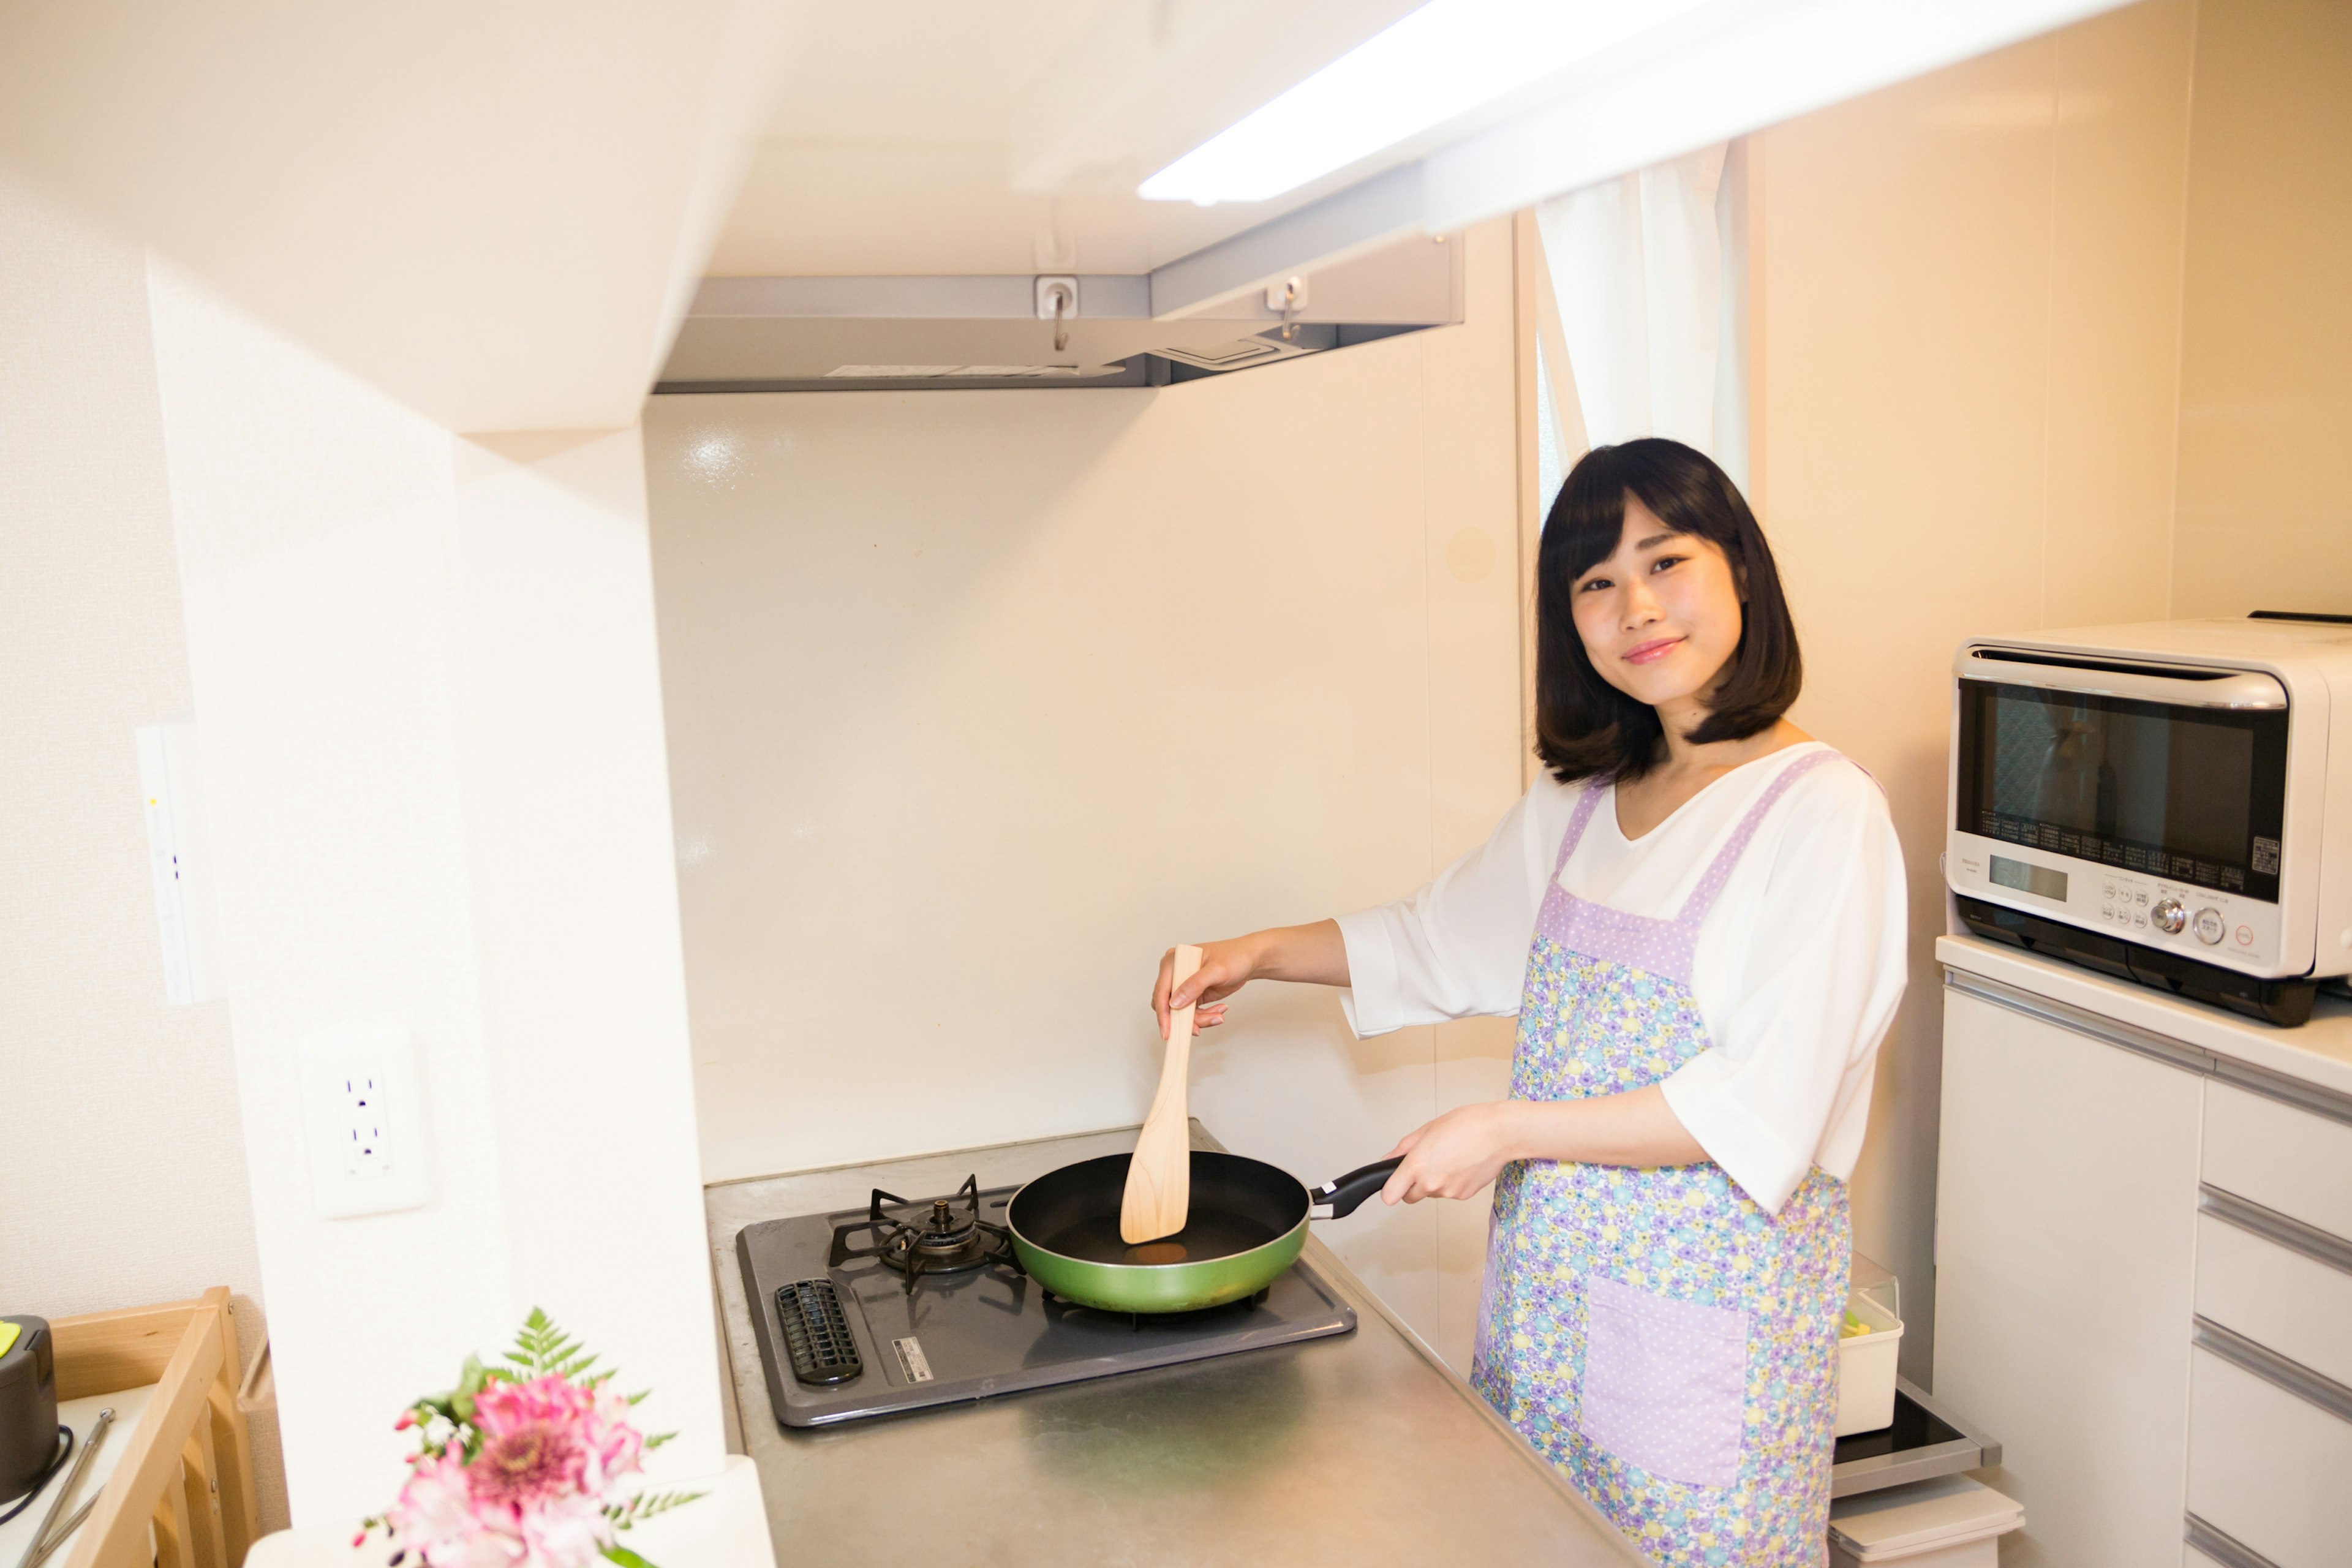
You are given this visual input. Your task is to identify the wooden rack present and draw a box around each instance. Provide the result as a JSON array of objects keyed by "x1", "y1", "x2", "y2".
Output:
[{"x1": 49, "y1": 1287, "x2": 258, "y2": 1568}]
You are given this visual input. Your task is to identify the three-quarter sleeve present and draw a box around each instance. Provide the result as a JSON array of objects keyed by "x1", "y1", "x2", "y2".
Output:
[
  {"x1": 1333, "y1": 780, "x2": 1581, "y2": 1037},
  {"x1": 1657, "y1": 766, "x2": 1908, "y2": 1213}
]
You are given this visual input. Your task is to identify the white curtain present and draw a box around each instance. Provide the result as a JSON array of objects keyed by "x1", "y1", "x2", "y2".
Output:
[{"x1": 1532, "y1": 138, "x2": 1751, "y2": 505}]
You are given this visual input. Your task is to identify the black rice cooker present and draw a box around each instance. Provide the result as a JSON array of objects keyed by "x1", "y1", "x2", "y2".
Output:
[{"x1": 1, "y1": 1317, "x2": 58, "y2": 1504}]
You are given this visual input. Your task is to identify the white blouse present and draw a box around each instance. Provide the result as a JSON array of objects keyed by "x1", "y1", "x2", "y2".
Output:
[{"x1": 1334, "y1": 742, "x2": 1907, "y2": 1214}]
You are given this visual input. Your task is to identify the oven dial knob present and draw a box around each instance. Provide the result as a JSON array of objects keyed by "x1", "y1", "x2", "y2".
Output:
[
  {"x1": 2194, "y1": 908, "x2": 2226, "y2": 945},
  {"x1": 2152, "y1": 897, "x2": 2187, "y2": 935}
]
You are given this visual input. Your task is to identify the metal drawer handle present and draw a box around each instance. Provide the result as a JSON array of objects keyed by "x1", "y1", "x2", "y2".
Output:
[
  {"x1": 1943, "y1": 971, "x2": 2212, "y2": 1076},
  {"x1": 2185, "y1": 1512, "x2": 2284, "y2": 1568},
  {"x1": 2201, "y1": 1185, "x2": 2352, "y2": 1280},
  {"x1": 2193, "y1": 1316, "x2": 2352, "y2": 1426}
]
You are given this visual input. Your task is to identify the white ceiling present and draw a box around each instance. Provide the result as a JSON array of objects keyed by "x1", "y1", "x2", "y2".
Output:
[
  {"x1": 706, "y1": 0, "x2": 2147, "y2": 297},
  {"x1": 0, "y1": 0, "x2": 2145, "y2": 426},
  {"x1": 706, "y1": 0, "x2": 1428, "y2": 278},
  {"x1": 0, "y1": 0, "x2": 794, "y2": 432}
]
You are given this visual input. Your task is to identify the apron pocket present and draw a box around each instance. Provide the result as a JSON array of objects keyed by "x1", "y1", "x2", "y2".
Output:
[{"x1": 1577, "y1": 1273, "x2": 1746, "y2": 1489}]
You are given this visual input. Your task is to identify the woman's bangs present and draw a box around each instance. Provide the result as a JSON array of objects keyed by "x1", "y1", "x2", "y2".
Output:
[{"x1": 1550, "y1": 458, "x2": 1631, "y2": 581}]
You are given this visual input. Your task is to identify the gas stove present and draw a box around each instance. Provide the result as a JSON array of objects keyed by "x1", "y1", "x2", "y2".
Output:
[{"x1": 736, "y1": 1174, "x2": 1356, "y2": 1426}]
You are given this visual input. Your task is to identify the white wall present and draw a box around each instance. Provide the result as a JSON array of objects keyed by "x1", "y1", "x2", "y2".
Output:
[
  {"x1": 647, "y1": 222, "x2": 1522, "y2": 1366},
  {"x1": 0, "y1": 177, "x2": 283, "y2": 1525},
  {"x1": 0, "y1": 179, "x2": 752, "y2": 1539},
  {"x1": 2171, "y1": 0, "x2": 2352, "y2": 617},
  {"x1": 146, "y1": 261, "x2": 731, "y2": 1525},
  {"x1": 1751, "y1": 0, "x2": 2198, "y2": 1381}
]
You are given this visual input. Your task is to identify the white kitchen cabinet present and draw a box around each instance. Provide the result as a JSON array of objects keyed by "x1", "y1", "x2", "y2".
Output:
[
  {"x1": 2185, "y1": 1343, "x2": 2352, "y2": 1567},
  {"x1": 2203, "y1": 1079, "x2": 2352, "y2": 1242},
  {"x1": 1936, "y1": 938, "x2": 2352, "y2": 1568},
  {"x1": 2193, "y1": 1213, "x2": 2352, "y2": 1390},
  {"x1": 1933, "y1": 981, "x2": 2204, "y2": 1568}
]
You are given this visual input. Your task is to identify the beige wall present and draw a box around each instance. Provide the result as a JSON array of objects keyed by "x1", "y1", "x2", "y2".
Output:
[
  {"x1": 2171, "y1": 0, "x2": 2352, "y2": 617},
  {"x1": 647, "y1": 222, "x2": 1522, "y2": 1367},
  {"x1": 0, "y1": 179, "x2": 284, "y2": 1525},
  {"x1": 1751, "y1": 0, "x2": 2198, "y2": 1381},
  {"x1": 2, "y1": 173, "x2": 736, "y2": 1531},
  {"x1": 151, "y1": 266, "x2": 734, "y2": 1519}
]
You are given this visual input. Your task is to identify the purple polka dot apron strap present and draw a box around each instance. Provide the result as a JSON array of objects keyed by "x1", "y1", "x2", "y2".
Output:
[
  {"x1": 1672, "y1": 747, "x2": 1844, "y2": 929},
  {"x1": 1550, "y1": 775, "x2": 1614, "y2": 878}
]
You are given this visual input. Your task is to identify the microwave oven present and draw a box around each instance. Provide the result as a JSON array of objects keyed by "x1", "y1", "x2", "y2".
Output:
[{"x1": 1947, "y1": 614, "x2": 2352, "y2": 1026}]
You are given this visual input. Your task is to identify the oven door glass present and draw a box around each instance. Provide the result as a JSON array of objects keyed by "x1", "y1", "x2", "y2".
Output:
[{"x1": 1955, "y1": 680, "x2": 2288, "y2": 903}]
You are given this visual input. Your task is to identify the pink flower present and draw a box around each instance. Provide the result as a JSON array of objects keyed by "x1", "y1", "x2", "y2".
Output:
[
  {"x1": 513, "y1": 1491, "x2": 610, "y2": 1567},
  {"x1": 383, "y1": 1375, "x2": 650, "y2": 1568},
  {"x1": 386, "y1": 1450, "x2": 524, "y2": 1568},
  {"x1": 469, "y1": 1379, "x2": 593, "y2": 1511}
]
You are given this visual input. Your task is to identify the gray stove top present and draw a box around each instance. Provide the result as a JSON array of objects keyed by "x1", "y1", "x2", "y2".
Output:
[{"x1": 736, "y1": 1176, "x2": 1356, "y2": 1426}]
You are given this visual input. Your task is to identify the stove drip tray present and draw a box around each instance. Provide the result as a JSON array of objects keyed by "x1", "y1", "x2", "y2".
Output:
[{"x1": 738, "y1": 1177, "x2": 1356, "y2": 1427}]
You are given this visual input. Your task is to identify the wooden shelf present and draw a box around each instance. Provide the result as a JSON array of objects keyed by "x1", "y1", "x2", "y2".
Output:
[{"x1": 42, "y1": 1287, "x2": 258, "y2": 1568}]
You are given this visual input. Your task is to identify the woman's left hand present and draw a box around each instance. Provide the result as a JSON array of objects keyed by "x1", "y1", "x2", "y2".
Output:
[{"x1": 1379, "y1": 1102, "x2": 1523, "y2": 1205}]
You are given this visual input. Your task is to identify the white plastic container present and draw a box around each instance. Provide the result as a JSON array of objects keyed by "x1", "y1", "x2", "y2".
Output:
[
  {"x1": 1828, "y1": 1475, "x2": 2024, "y2": 1564},
  {"x1": 1836, "y1": 1255, "x2": 1904, "y2": 1437}
]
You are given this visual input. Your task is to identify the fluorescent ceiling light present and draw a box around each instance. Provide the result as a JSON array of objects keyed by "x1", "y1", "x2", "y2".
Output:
[{"x1": 1139, "y1": 0, "x2": 1712, "y2": 206}]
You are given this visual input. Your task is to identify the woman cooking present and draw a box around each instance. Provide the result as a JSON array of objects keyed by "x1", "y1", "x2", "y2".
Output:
[{"x1": 1152, "y1": 437, "x2": 1905, "y2": 1564}]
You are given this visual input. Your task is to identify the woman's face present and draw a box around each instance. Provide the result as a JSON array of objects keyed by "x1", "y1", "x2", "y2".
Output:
[{"x1": 1569, "y1": 496, "x2": 1744, "y2": 714}]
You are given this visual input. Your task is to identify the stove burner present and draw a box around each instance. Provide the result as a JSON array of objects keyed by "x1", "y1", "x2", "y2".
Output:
[
  {"x1": 827, "y1": 1175, "x2": 1023, "y2": 1295},
  {"x1": 1035, "y1": 1281, "x2": 1273, "y2": 1332}
]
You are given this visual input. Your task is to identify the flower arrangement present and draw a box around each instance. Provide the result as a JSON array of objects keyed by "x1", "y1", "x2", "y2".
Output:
[{"x1": 358, "y1": 1310, "x2": 699, "y2": 1568}]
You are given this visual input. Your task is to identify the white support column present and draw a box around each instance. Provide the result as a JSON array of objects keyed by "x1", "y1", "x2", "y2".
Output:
[{"x1": 145, "y1": 260, "x2": 742, "y2": 1534}]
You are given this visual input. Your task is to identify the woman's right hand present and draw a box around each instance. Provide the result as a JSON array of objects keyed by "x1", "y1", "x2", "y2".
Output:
[{"x1": 1152, "y1": 937, "x2": 1261, "y2": 1039}]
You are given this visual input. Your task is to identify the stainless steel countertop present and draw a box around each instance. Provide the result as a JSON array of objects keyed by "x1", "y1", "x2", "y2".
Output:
[{"x1": 704, "y1": 1123, "x2": 1649, "y2": 1566}]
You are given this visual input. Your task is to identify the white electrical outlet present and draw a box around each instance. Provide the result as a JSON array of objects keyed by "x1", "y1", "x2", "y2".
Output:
[
  {"x1": 341, "y1": 1068, "x2": 393, "y2": 1178},
  {"x1": 298, "y1": 1022, "x2": 429, "y2": 1218}
]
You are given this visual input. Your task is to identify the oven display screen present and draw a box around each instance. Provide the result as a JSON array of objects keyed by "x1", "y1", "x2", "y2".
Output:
[
  {"x1": 1956, "y1": 681, "x2": 2287, "y2": 904},
  {"x1": 1989, "y1": 854, "x2": 2067, "y2": 902}
]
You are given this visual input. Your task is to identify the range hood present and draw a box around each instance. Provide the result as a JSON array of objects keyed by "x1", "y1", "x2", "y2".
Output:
[{"x1": 654, "y1": 232, "x2": 1460, "y2": 393}]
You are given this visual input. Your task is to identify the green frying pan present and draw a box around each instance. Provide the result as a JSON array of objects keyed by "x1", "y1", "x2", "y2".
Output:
[{"x1": 1006, "y1": 1150, "x2": 1401, "y2": 1314}]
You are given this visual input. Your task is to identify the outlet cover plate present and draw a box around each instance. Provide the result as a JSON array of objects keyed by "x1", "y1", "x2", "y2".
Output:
[{"x1": 298, "y1": 1021, "x2": 429, "y2": 1218}]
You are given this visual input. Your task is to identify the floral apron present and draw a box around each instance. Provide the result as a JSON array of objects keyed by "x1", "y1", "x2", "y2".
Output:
[{"x1": 1470, "y1": 751, "x2": 1850, "y2": 1567}]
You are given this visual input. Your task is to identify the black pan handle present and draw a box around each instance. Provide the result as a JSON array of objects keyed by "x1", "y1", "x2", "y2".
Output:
[{"x1": 1309, "y1": 1158, "x2": 1404, "y2": 1221}]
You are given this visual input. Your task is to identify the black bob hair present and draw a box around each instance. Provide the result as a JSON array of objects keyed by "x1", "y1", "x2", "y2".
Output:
[{"x1": 1534, "y1": 437, "x2": 1802, "y2": 785}]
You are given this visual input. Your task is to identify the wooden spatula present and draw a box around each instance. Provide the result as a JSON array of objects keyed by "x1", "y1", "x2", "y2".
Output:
[{"x1": 1122, "y1": 943, "x2": 1202, "y2": 1244}]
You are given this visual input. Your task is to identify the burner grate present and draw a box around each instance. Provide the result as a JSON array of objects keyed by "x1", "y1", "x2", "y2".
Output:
[
  {"x1": 827, "y1": 1174, "x2": 1023, "y2": 1295},
  {"x1": 776, "y1": 1279, "x2": 862, "y2": 1385}
]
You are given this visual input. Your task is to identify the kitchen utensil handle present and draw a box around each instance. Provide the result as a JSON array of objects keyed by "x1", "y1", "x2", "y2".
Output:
[
  {"x1": 1120, "y1": 944, "x2": 1203, "y2": 1245},
  {"x1": 1310, "y1": 1158, "x2": 1404, "y2": 1220},
  {"x1": 1161, "y1": 943, "x2": 1201, "y2": 1087},
  {"x1": 17, "y1": 1408, "x2": 110, "y2": 1568},
  {"x1": 24, "y1": 1498, "x2": 94, "y2": 1568}
]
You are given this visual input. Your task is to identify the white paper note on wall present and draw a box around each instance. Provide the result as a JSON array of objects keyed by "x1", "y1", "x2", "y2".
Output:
[{"x1": 136, "y1": 721, "x2": 226, "y2": 1004}]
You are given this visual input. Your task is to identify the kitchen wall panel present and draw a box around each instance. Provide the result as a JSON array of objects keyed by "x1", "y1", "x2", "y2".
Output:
[
  {"x1": 646, "y1": 222, "x2": 1523, "y2": 1365},
  {"x1": 146, "y1": 268, "x2": 732, "y2": 1521},
  {"x1": 2170, "y1": 0, "x2": 2352, "y2": 618},
  {"x1": 1751, "y1": 0, "x2": 2196, "y2": 1381},
  {"x1": 0, "y1": 176, "x2": 282, "y2": 1525}
]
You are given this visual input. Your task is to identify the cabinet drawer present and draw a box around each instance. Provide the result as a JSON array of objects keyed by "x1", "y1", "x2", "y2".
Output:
[
  {"x1": 2187, "y1": 1343, "x2": 2352, "y2": 1567},
  {"x1": 2195, "y1": 1208, "x2": 2352, "y2": 1390},
  {"x1": 2203, "y1": 1082, "x2": 2352, "y2": 1242}
]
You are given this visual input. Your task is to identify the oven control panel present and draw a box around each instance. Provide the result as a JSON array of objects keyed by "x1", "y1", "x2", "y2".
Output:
[
  {"x1": 2094, "y1": 873, "x2": 2255, "y2": 950},
  {"x1": 1948, "y1": 834, "x2": 2283, "y2": 976}
]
